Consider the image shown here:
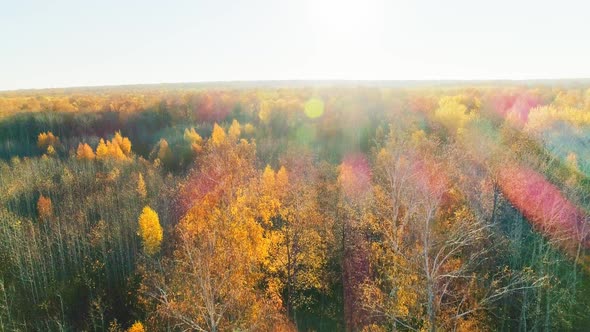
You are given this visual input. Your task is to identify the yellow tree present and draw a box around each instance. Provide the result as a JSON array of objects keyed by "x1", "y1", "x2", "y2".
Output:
[
  {"x1": 126, "y1": 321, "x2": 145, "y2": 332},
  {"x1": 37, "y1": 131, "x2": 59, "y2": 150},
  {"x1": 211, "y1": 123, "x2": 227, "y2": 147},
  {"x1": 76, "y1": 143, "x2": 96, "y2": 160},
  {"x1": 113, "y1": 131, "x2": 132, "y2": 156},
  {"x1": 156, "y1": 139, "x2": 171, "y2": 161},
  {"x1": 434, "y1": 96, "x2": 476, "y2": 135},
  {"x1": 138, "y1": 206, "x2": 163, "y2": 256},
  {"x1": 244, "y1": 123, "x2": 256, "y2": 136},
  {"x1": 141, "y1": 129, "x2": 290, "y2": 331},
  {"x1": 263, "y1": 155, "x2": 332, "y2": 321},
  {"x1": 229, "y1": 119, "x2": 241, "y2": 139},
  {"x1": 184, "y1": 127, "x2": 203, "y2": 153},
  {"x1": 96, "y1": 139, "x2": 109, "y2": 159},
  {"x1": 106, "y1": 140, "x2": 127, "y2": 160},
  {"x1": 96, "y1": 133, "x2": 133, "y2": 161},
  {"x1": 45, "y1": 145, "x2": 56, "y2": 157}
]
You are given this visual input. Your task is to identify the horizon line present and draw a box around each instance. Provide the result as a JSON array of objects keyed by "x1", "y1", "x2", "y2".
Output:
[{"x1": 3, "y1": 78, "x2": 590, "y2": 93}]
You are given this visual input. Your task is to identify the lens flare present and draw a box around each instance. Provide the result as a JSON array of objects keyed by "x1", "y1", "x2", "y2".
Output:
[
  {"x1": 304, "y1": 97, "x2": 325, "y2": 119},
  {"x1": 498, "y1": 165, "x2": 589, "y2": 250}
]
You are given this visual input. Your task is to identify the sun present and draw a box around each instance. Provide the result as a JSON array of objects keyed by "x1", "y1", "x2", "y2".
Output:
[{"x1": 305, "y1": 0, "x2": 386, "y2": 78}]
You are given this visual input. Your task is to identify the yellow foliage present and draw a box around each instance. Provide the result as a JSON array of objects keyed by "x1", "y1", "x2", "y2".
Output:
[
  {"x1": 126, "y1": 321, "x2": 145, "y2": 332},
  {"x1": 554, "y1": 90, "x2": 582, "y2": 109},
  {"x1": 176, "y1": 189, "x2": 272, "y2": 328},
  {"x1": 76, "y1": 143, "x2": 95, "y2": 160},
  {"x1": 45, "y1": 145, "x2": 56, "y2": 157},
  {"x1": 362, "y1": 324, "x2": 387, "y2": 332},
  {"x1": 96, "y1": 139, "x2": 109, "y2": 159},
  {"x1": 434, "y1": 96, "x2": 474, "y2": 134},
  {"x1": 184, "y1": 127, "x2": 203, "y2": 153},
  {"x1": 37, "y1": 131, "x2": 59, "y2": 150},
  {"x1": 153, "y1": 135, "x2": 290, "y2": 330},
  {"x1": 137, "y1": 173, "x2": 147, "y2": 199},
  {"x1": 113, "y1": 131, "x2": 132, "y2": 155},
  {"x1": 96, "y1": 133, "x2": 133, "y2": 161},
  {"x1": 457, "y1": 317, "x2": 484, "y2": 332},
  {"x1": 229, "y1": 119, "x2": 241, "y2": 138},
  {"x1": 411, "y1": 129, "x2": 426, "y2": 144},
  {"x1": 262, "y1": 165, "x2": 276, "y2": 192},
  {"x1": 211, "y1": 123, "x2": 226, "y2": 147},
  {"x1": 244, "y1": 123, "x2": 255, "y2": 135},
  {"x1": 259, "y1": 100, "x2": 272, "y2": 124},
  {"x1": 526, "y1": 105, "x2": 590, "y2": 131},
  {"x1": 157, "y1": 139, "x2": 171, "y2": 161},
  {"x1": 264, "y1": 164, "x2": 330, "y2": 311},
  {"x1": 184, "y1": 127, "x2": 202, "y2": 144},
  {"x1": 276, "y1": 166, "x2": 289, "y2": 190},
  {"x1": 107, "y1": 140, "x2": 126, "y2": 160},
  {"x1": 138, "y1": 206, "x2": 163, "y2": 255}
]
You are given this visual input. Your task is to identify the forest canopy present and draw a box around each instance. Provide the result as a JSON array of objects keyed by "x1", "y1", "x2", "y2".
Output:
[{"x1": 0, "y1": 82, "x2": 590, "y2": 331}]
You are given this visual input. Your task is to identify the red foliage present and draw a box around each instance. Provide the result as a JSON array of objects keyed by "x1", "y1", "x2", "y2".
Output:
[
  {"x1": 189, "y1": 92, "x2": 232, "y2": 123},
  {"x1": 343, "y1": 231, "x2": 371, "y2": 331},
  {"x1": 409, "y1": 95, "x2": 437, "y2": 114},
  {"x1": 340, "y1": 153, "x2": 372, "y2": 200},
  {"x1": 489, "y1": 92, "x2": 543, "y2": 124}
]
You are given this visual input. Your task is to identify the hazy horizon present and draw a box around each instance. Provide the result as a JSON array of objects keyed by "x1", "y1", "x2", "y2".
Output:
[{"x1": 3, "y1": 77, "x2": 590, "y2": 94}]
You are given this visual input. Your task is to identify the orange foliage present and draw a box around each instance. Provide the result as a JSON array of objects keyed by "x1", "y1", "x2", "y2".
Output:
[
  {"x1": 37, "y1": 195, "x2": 53, "y2": 219},
  {"x1": 76, "y1": 143, "x2": 95, "y2": 160}
]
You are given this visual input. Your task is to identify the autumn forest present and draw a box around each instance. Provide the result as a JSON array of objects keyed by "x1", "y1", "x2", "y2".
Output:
[{"x1": 1, "y1": 82, "x2": 590, "y2": 331}]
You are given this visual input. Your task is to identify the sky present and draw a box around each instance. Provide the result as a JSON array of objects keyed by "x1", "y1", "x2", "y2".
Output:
[{"x1": 1, "y1": 0, "x2": 589, "y2": 90}]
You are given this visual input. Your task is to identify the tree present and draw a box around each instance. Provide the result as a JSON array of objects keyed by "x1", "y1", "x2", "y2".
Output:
[
  {"x1": 114, "y1": 131, "x2": 132, "y2": 156},
  {"x1": 138, "y1": 206, "x2": 163, "y2": 256},
  {"x1": 262, "y1": 159, "x2": 333, "y2": 323},
  {"x1": 127, "y1": 321, "x2": 145, "y2": 332},
  {"x1": 156, "y1": 139, "x2": 171, "y2": 162},
  {"x1": 434, "y1": 96, "x2": 476, "y2": 135},
  {"x1": 229, "y1": 119, "x2": 241, "y2": 139},
  {"x1": 244, "y1": 123, "x2": 256, "y2": 136},
  {"x1": 211, "y1": 123, "x2": 227, "y2": 147},
  {"x1": 96, "y1": 133, "x2": 133, "y2": 161},
  {"x1": 137, "y1": 173, "x2": 147, "y2": 199},
  {"x1": 45, "y1": 145, "x2": 56, "y2": 157},
  {"x1": 363, "y1": 132, "x2": 545, "y2": 332},
  {"x1": 338, "y1": 153, "x2": 373, "y2": 331},
  {"x1": 96, "y1": 139, "x2": 109, "y2": 159},
  {"x1": 37, "y1": 131, "x2": 59, "y2": 150},
  {"x1": 141, "y1": 129, "x2": 290, "y2": 331},
  {"x1": 37, "y1": 195, "x2": 53, "y2": 220},
  {"x1": 184, "y1": 127, "x2": 203, "y2": 153},
  {"x1": 76, "y1": 143, "x2": 96, "y2": 160}
]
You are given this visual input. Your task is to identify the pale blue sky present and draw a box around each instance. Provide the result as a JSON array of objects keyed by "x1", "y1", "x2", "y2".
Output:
[{"x1": 1, "y1": 0, "x2": 589, "y2": 90}]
